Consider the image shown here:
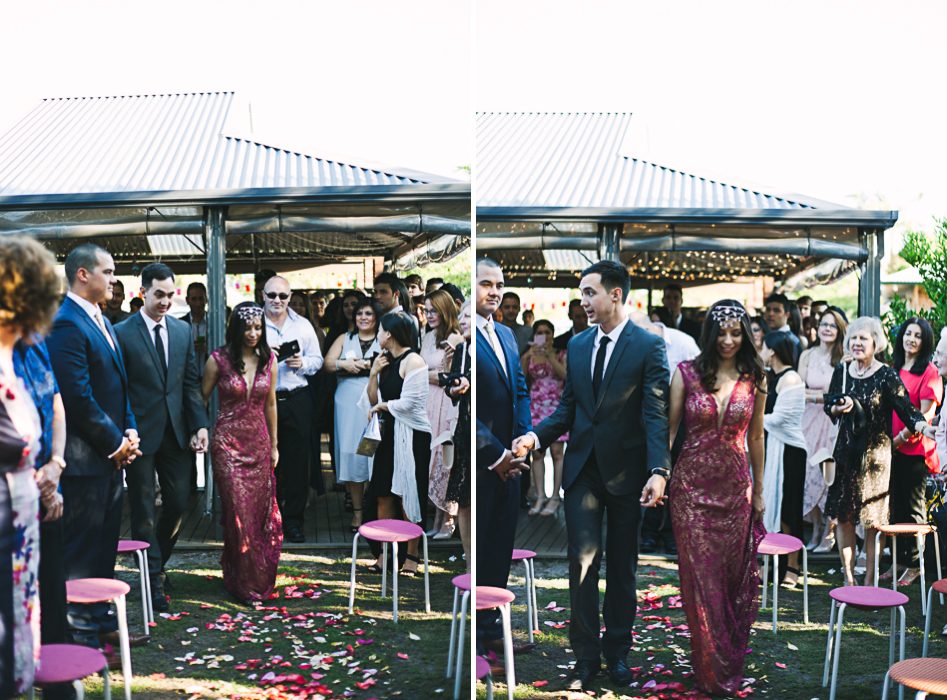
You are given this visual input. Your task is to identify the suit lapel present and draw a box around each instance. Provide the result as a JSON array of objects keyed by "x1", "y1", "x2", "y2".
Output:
[
  {"x1": 67, "y1": 297, "x2": 125, "y2": 379},
  {"x1": 476, "y1": 327, "x2": 512, "y2": 395},
  {"x1": 577, "y1": 329, "x2": 596, "y2": 410},
  {"x1": 593, "y1": 321, "x2": 632, "y2": 416},
  {"x1": 136, "y1": 315, "x2": 166, "y2": 387}
]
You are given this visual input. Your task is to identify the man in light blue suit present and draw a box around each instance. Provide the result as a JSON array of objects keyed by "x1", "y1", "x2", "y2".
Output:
[{"x1": 47, "y1": 244, "x2": 143, "y2": 652}]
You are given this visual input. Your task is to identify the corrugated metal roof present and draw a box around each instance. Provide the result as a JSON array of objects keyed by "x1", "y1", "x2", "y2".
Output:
[
  {"x1": 0, "y1": 92, "x2": 452, "y2": 196},
  {"x1": 476, "y1": 112, "x2": 846, "y2": 211}
]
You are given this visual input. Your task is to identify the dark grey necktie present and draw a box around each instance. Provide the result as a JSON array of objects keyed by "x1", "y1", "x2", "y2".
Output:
[
  {"x1": 593, "y1": 336, "x2": 610, "y2": 399},
  {"x1": 154, "y1": 325, "x2": 168, "y2": 380}
]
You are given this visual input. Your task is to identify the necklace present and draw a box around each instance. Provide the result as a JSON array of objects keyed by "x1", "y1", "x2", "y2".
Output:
[{"x1": 854, "y1": 360, "x2": 874, "y2": 377}]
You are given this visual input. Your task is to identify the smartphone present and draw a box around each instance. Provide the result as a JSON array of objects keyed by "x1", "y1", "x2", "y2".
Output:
[
  {"x1": 533, "y1": 335, "x2": 546, "y2": 347},
  {"x1": 276, "y1": 339, "x2": 301, "y2": 363},
  {"x1": 439, "y1": 340, "x2": 453, "y2": 349}
]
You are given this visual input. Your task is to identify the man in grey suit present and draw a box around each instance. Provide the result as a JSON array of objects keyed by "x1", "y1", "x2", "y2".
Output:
[
  {"x1": 513, "y1": 260, "x2": 671, "y2": 692},
  {"x1": 114, "y1": 263, "x2": 209, "y2": 613}
]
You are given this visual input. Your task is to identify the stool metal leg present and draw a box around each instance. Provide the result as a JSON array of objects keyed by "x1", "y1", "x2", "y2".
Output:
[
  {"x1": 486, "y1": 673, "x2": 493, "y2": 700},
  {"x1": 142, "y1": 552, "x2": 153, "y2": 626},
  {"x1": 882, "y1": 671, "x2": 892, "y2": 700},
  {"x1": 422, "y1": 534, "x2": 431, "y2": 614},
  {"x1": 103, "y1": 670, "x2": 111, "y2": 700},
  {"x1": 454, "y1": 591, "x2": 470, "y2": 700},
  {"x1": 771, "y1": 553, "x2": 779, "y2": 633},
  {"x1": 935, "y1": 530, "x2": 944, "y2": 605},
  {"x1": 447, "y1": 586, "x2": 460, "y2": 677},
  {"x1": 522, "y1": 560, "x2": 533, "y2": 644},
  {"x1": 134, "y1": 550, "x2": 148, "y2": 632},
  {"x1": 829, "y1": 602, "x2": 846, "y2": 700},
  {"x1": 761, "y1": 554, "x2": 769, "y2": 609},
  {"x1": 924, "y1": 584, "x2": 935, "y2": 657},
  {"x1": 74, "y1": 679, "x2": 85, "y2": 700},
  {"x1": 898, "y1": 605, "x2": 906, "y2": 700},
  {"x1": 893, "y1": 534, "x2": 899, "y2": 593},
  {"x1": 919, "y1": 533, "x2": 927, "y2": 616},
  {"x1": 392, "y1": 541, "x2": 399, "y2": 624},
  {"x1": 823, "y1": 599, "x2": 837, "y2": 687},
  {"x1": 115, "y1": 593, "x2": 132, "y2": 700},
  {"x1": 500, "y1": 602, "x2": 515, "y2": 700},
  {"x1": 381, "y1": 542, "x2": 388, "y2": 600},
  {"x1": 802, "y1": 546, "x2": 809, "y2": 625},
  {"x1": 529, "y1": 559, "x2": 539, "y2": 630},
  {"x1": 875, "y1": 531, "x2": 882, "y2": 589},
  {"x1": 348, "y1": 533, "x2": 360, "y2": 614}
]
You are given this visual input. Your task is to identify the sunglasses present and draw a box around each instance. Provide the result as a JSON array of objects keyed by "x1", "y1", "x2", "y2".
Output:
[{"x1": 265, "y1": 293, "x2": 290, "y2": 300}]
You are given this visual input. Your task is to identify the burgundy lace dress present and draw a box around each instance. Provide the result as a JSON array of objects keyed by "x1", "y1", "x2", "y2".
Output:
[
  {"x1": 210, "y1": 350, "x2": 282, "y2": 602},
  {"x1": 670, "y1": 361, "x2": 766, "y2": 697}
]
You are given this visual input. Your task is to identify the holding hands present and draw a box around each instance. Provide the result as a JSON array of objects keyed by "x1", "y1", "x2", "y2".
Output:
[
  {"x1": 114, "y1": 429, "x2": 142, "y2": 469},
  {"x1": 494, "y1": 450, "x2": 528, "y2": 482},
  {"x1": 511, "y1": 433, "x2": 535, "y2": 457},
  {"x1": 190, "y1": 428, "x2": 209, "y2": 453}
]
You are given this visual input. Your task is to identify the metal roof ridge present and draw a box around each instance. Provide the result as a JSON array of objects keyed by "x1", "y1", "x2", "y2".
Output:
[
  {"x1": 40, "y1": 91, "x2": 235, "y2": 100},
  {"x1": 221, "y1": 131, "x2": 460, "y2": 184}
]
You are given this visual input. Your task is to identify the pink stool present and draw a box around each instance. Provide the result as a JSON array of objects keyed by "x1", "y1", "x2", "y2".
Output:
[
  {"x1": 66, "y1": 579, "x2": 132, "y2": 700},
  {"x1": 822, "y1": 585, "x2": 908, "y2": 700},
  {"x1": 348, "y1": 519, "x2": 430, "y2": 623},
  {"x1": 874, "y1": 523, "x2": 943, "y2": 616},
  {"x1": 28, "y1": 644, "x2": 110, "y2": 700},
  {"x1": 476, "y1": 586, "x2": 516, "y2": 700},
  {"x1": 511, "y1": 549, "x2": 539, "y2": 642},
  {"x1": 476, "y1": 655, "x2": 493, "y2": 700},
  {"x1": 882, "y1": 658, "x2": 947, "y2": 700},
  {"x1": 922, "y1": 578, "x2": 947, "y2": 657},
  {"x1": 759, "y1": 532, "x2": 809, "y2": 631},
  {"x1": 117, "y1": 539, "x2": 153, "y2": 632},
  {"x1": 447, "y1": 573, "x2": 471, "y2": 699}
]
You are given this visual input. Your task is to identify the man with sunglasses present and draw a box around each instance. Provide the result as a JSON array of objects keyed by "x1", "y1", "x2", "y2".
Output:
[{"x1": 263, "y1": 275, "x2": 324, "y2": 543}]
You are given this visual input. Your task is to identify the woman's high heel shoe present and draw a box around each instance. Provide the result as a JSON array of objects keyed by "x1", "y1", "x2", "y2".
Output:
[
  {"x1": 813, "y1": 524, "x2": 836, "y2": 554},
  {"x1": 433, "y1": 518, "x2": 455, "y2": 540},
  {"x1": 898, "y1": 568, "x2": 921, "y2": 587}
]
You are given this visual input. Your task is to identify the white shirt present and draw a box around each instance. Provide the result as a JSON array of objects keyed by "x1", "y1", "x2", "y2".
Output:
[
  {"x1": 188, "y1": 314, "x2": 208, "y2": 377},
  {"x1": 476, "y1": 313, "x2": 507, "y2": 373},
  {"x1": 141, "y1": 312, "x2": 169, "y2": 367},
  {"x1": 264, "y1": 308, "x2": 324, "y2": 392},
  {"x1": 590, "y1": 316, "x2": 629, "y2": 378},
  {"x1": 67, "y1": 291, "x2": 115, "y2": 351},
  {"x1": 653, "y1": 322, "x2": 700, "y2": 381}
]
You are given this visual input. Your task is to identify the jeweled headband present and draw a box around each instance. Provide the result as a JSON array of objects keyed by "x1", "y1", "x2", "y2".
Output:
[
  {"x1": 236, "y1": 305, "x2": 264, "y2": 322},
  {"x1": 709, "y1": 303, "x2": 747, "y2": 325}
]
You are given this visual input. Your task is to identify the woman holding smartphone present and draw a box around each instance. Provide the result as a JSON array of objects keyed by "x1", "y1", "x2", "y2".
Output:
[
  {"x1": 421, "y1": 289, "x2": 463, "y2": 539},
  {"x1": 521, "y1": 319, "x2": 568, "y2": 516}
]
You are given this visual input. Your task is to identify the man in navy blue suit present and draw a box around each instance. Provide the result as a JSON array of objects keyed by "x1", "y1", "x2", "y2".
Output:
[
  {"x1": 475, "y1": 257, "x2": 533, "y2": 676},
  {"x1": 47, "y1": 244, "x2": 144, "y2": 653}
]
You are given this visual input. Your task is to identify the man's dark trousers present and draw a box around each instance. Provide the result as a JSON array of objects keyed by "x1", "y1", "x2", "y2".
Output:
[
  {"x1": 275, "y1": 388, "x2": 312, "y2": 529},
  {"x1": 125, "y1": 417, "x2": 192, "y2": 588},
  {"x1": 39, "y1": 513, "x2": 74, "y2": 700},
  {"x1": 476, "y1": 469, "x2": 521, "y2": 643},
  {"x1": 565, "y1": 451, "x2": 645, "y2": 662},
  {"x1": 62, "y1": 471, "x2": 123, "y2": 647}
]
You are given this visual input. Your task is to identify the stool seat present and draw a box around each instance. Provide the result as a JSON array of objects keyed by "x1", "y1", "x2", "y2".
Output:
[
  {"x1": 357, "y1": 519, "x2": 424, "y2": 543},
  {"x1": 933, "y1": 578, "x2": 947, "y2": 595},
  {"x1": 117, "y1": 539, "x2": 150, "y2": 553},
  {"x1": 476, "y1": 586, "x2": 515, "y2": 610},
  {"x1": 476, "y1": 655, "x2": 491, "y2": 680},
  {"x1": 830, "y1": 585, "x2": 908, "y2": 610},
  {"x1": 759, "y1": 533, "x2": 803, "y2": 555},
  {"x1": 888, "y1": 657, "x2": 947, "y2": 694},
  {"x1": 511, "y1": 548, "x2": 536, "y2": 561},
  {"x1": 452, "y1": 573, "x2": 472, "y2": 591},
  {"x1": 33, "y1": 644, "x2": 107, "y2": 686},
  {"x1": 878, "y1": 523, "x2": 936, "y2": 535},
  {"x1": 66, "y1": 578, "x2": 131, "y2": 604}
]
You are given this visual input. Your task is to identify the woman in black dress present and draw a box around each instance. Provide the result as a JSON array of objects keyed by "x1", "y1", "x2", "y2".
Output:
[
  {"x1": 362, "y1": 312, "x2": 431, "y2": 576},
  {"x1": 824, "y1": 316, "x2": 936, "y2": 587}
]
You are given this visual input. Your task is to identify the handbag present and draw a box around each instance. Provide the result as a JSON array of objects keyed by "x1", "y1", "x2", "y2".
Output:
[
  {"x1": 356, "y1": 413, "x2": 384, "y2": 457},
  {"x1": 812, "y1": 363, "x2": 846, "y2": 485}
]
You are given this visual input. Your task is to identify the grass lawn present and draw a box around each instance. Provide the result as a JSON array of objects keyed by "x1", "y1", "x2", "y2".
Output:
[
  {"x1": 478, "y1": 558, "x2": 947, "y2": 700},
  {"x1": 39, "y1": 547, "x2": 470, "y2": 700}
]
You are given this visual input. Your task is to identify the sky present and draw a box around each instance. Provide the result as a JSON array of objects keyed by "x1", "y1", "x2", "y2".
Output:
[
  {"x1": 0, "y1": 1, "x2": 471, "y2": 180},
  {"x1": 476, "y1": 0, "x2": 947, "y2": 248}
]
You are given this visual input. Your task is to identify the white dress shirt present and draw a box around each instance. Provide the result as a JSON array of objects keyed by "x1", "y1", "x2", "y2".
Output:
[
  {"x1": 67, "y1": 291, "x2": 115, "y2": 351},
  {"x1": 141, "y1": 312, "x2": 170, "y2": 367},
  {"x1": 653, "y1": 322, "x2": 700, "y2": 381},
  {"x1": 265, "y1": 308, "x2": 324, "y2": 392},
  {"x1": 477, "y1": 311, "x2": 510, "y2": 469}
]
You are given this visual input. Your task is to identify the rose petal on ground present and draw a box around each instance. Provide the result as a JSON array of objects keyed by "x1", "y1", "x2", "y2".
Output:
[
  {"x1": 776, "y1": 662, "x2": 787, "y2": 669},
  {"x1": 397, "y1": 653, "x2": 409, "y2": 660},
  {"x1": 787, "y1": 643, "x2": 798, "y2": 651},
  {"x1": 532, "y1": 681, "x2": 548, "y2": 687}
]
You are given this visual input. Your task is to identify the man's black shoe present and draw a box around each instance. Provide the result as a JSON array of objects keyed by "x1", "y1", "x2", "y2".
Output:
[
  {"x1": 284, "y1": 526, "x2": 305, "y2": 543},
  {"x1": 152, "y1": 591, "x2": 170, "y2": 613},
  {"x1": 564, "y1": 660, "x2": 600, "y2": 691},
  {"x1": 606, "y1": 657, "x2": 634, "y2": 685},
  {"x1": 640, "y1": 538, "x2": 658, "y2": 554},
  {"x1": 162, "y1": 573, "x2": 174, "y2": 591},
  {"x1": 663, "y1": 538, "x2": 678, "y2": 556}
]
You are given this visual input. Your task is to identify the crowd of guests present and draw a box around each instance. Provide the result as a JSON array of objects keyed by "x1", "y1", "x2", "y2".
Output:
[
  {"x1": 0, "y1": 237, "x2": 471, "y2": 699},
  {"x1": 477, "y1": 258, "x2": 944, "y2": 695}
]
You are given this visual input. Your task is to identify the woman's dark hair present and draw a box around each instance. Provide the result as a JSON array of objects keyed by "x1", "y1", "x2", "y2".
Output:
[
  {"x1": 750, "y1": 316, "x2": 771, "y2": 339},
  {"x1": 763, "y1": 331, "x2": 797, "y2": 369},
  {"x1": 893, "y1": 316, "x2": 935, "y2": 376},
  {"x1": 327, "y1": 290, "x2": 365, "y2": 344},
  {"x1": 349, "y1": 298, "x2": 381, "y2": 338},
  {"x1": 380, "y1": 311, "x2": 419, "y2": 351},
  {"x1": 580, "y1": 260, "x2": 631, "y2": 302},
  {"x1": 695, "y1": 300, "x2": 767, "y2": 393},
  {"x1": 225, "y1": 302, "x2": 271, "y2": 375},
  {"x1": 787, "y1": 302, "x2": 803, "y2": 339},
  {"x1": 532, "y1": 319, "x2": 555, "y2": 336}
]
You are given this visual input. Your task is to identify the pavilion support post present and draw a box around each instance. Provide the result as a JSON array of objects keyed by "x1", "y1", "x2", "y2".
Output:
[
  {"x1": 598, "y1": 223, "x2": 620, "y2": 262},
  {"x1": 858, "y1": 228, "x2": 883, "y2": 319},
  {"x1": 205, "y1": 207, "x2": 227, "y2": 530}
]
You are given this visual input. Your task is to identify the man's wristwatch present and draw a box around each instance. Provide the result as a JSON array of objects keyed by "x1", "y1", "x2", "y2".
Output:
[
  {"x1": 50, "y1": 455, "x2": 66, "y2": 471},
  {"x1": 650, "y1": 467, "x2": 670, "y2": 481}
]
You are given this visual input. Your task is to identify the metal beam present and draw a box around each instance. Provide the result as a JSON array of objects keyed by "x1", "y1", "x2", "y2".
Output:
[
  {"x1": 858, "y1": 228, "x2": 883, "y2": 318},
  {"x1": 205, "y1": 207, "x2": 226, "y2": 523},
  {"x1": 598, "y1": 223, "x2": 620, "y2": 262}
]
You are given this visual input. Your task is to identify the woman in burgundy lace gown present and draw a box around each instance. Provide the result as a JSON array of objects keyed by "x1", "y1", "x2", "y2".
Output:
[
  {"x1": 202, "y1": 303, "x2": 281, "y2": 603},
  {"x1": 669, "y1": 300, "x2": 767, "y2": 697}
]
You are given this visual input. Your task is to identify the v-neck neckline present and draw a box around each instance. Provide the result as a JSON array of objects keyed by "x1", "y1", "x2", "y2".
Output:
[
  {"x1": 238, "y1": 355, "x2": 259, "y2": 404},
  {"x1": 710, "y1": 377, "x2": 741, "y2": 432}
]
